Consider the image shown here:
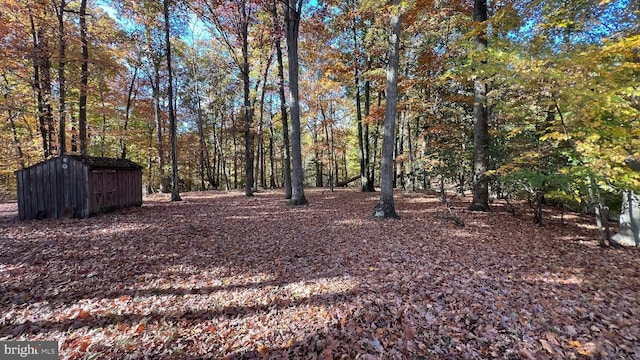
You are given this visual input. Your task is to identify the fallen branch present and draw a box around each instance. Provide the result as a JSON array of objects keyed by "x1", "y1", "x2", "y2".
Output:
[
  {"x1": 503, "y1": 197, "x2": 516, "y2": 216},
  {"x1": 440, "y1": 193, "x2": 464, "y2": 227},
  {"x1": 336, "y1": 175, "x2": 360, "y2": 187}
]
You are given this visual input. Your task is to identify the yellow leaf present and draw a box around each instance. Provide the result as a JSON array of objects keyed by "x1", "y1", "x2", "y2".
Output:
[
  {"x1": 283, "y1": 338, "x2": 294, "y2": 349},
  {"x1": 568, "y1": 340, "x2": 582, "y2": 347},
  {"x1": 578, "y1": 342, "x2": 597, "y2": 356}
]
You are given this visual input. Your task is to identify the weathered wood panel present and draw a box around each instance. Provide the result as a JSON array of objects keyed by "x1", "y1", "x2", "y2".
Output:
[
  {"x1": 80, "y1": 166, "x2": 89, "y2": 218},
  {"x1": 46, "y1": 160, "x2": 54, "y2": 218},
  {"x1": 56, "y1": 159, "x2": 64, "y2": 218},
  {"x1": 17, "y1": 155, "x2": 142, "y2": 220},
  {"x1": 17, "y1": 170, "x2": 24, "y2": 220},
  {"x1": 29, "y1": 165, "x2": 37, "y2": 219}
]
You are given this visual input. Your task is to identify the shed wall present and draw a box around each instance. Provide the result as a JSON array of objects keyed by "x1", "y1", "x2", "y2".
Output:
[
  {"x1": 87, "y1": 169, "x2": 142, "y2": 216},
  {"x1": 16, "y1": 157, "x2": 89, "y2": 220},
  {"x1": 16, "y1": 156, "x2": 140, "y2": 220}
]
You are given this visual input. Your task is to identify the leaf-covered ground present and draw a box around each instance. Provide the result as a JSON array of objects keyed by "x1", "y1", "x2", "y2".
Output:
[{"x1": 1, "y1": 189, "x2": 639, "y2": 359}]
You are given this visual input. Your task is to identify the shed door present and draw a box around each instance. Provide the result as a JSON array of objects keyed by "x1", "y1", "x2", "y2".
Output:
[{"x1": 91, "y1": 170, "x2": 117, "y2": 210}]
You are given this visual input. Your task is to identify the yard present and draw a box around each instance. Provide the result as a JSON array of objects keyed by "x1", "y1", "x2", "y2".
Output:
[{"x1": 1, "y1": 189, "x2": 639, "y2": 359}]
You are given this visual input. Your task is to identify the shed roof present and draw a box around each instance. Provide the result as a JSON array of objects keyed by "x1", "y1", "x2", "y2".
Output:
[
  {"x1": 66, "y1": 155, "x2": 143, "y2": 170},
  {"x1": 15, "y1": 155, "x2": 143, "y2": 174}
]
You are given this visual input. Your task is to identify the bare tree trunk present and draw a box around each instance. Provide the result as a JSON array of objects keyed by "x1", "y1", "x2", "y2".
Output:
[
  {"x1": 255, "y1": 52, "x2": 273, "y2": 191},
  {"x1": 269, "y1": 114, "x2": 277, "y2": 188},
  {"x1": 79, "y1": 0, "x2": 88, "y2": 156},
  {"x1": 374, "y1": 0, "x2": 401, "y2": 219},
  {"x1": 469, "y1": 0, "x2": 490, "y2": 212},
  {"x1": 285, "y1": 0, "x2": 308, "y2": 205},
  {"x1": 163, "y1": 0, "x2": 181, "y2": 202},
  {"x1": 121, "y1": 68, "x2": 137, "y2": 159},
  {"x1": 147, "y1": 120, "x2": 155, "y2": 193},
  {"x1": 29, "y1": 11, "x2": 49, "y2": 158},
  {"x1": 322, "y1": 106, "x2": 334, "y2": 192},
  {"x1": 313, "y1": 129, "x2": 323, "y2": 187},
  {"x1": 55, "y1": 0, "x2": 67, "y2": 155},
  {"x1": 239, "y1": 2, "x2": 254, "y2": 197},
  {"x1": 146, "y1": 22, "x2": 169, "y2": 193},
  {"x1": 397, "y1": 110, "x2": 406, "y2": 191},
  {"x1": 197, "y1": 95, "x2": 206, "y2": 190},
  {"x1": 363, "y1": 67, "x2": 374, "y2": 191},
  {"x1": 2, "y1": 74, "x2": 25, "y2": 168},
  {"x1": 408, "y1": 112, "x2": 415, "y2": 192},
  {"x1": 98, "y1": 85, "x2": 107, "y2": 157},
  {"x1": 273, "y1": 0, "x2": 292, "y2": 198},
  {"x1": 331, "y1": 122, "x2": 339, "y2": 186},
  {"x1": 371, "y1": 91, "x2": 382, "y2": 186},
  {"x1": 353, "y1": 20, "x2": 367, "y2": 192},
  {"x1": 232, "y1": 113, "x2": 238, "y2": 189},
  {"x1": 217, "y1": 113, "x2": 231, "y2": 191}
]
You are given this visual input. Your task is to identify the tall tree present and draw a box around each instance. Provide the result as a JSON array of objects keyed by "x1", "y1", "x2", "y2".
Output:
[
  {"x1": 239, "y1": 0, "x2": 254, "y2": 197},
  {"x1": 350, "y1": 4, "x2": 375, "y2": 192},
  {"x1": 374, "y1": 0, "x2": 401, "y2": 219},
  {"x1": 197, "y1": 0, "x2": 258, "y2": 197},
  {"x1": 285, "y1": 0, "x2": 308, "y2": 205},
  {"x1": 163, "y1": 0, "x2": 181, "y2": 201},
  {"x1": 272, "y1": 0, "x2": 292, "y2": 198},
  {"x1": 79, "y1": 0, "x2": 88, "y2": 156},
  {"x1": 54, "y1": 0, "x2": 67, "y2": 155},
  {"x1": 468, "y1": 0, "x2": 490, "y2": 211},
  {"x1": 28, "y1": 4, "x2": 54, "y2": 159},
  {"x1": 135, "y1": 1, "x2": 171, "y2": 193},
  {"x1": 120, "y1": 67, "x2": 138, "y2": 159}
]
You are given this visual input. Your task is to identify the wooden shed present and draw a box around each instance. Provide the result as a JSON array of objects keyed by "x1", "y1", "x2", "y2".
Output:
[{"x1": 15, "y1": 155, "x2": 143, "y2": 220}]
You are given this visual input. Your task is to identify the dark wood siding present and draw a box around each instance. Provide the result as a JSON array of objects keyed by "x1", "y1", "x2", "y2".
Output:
[{"x1": 16, "y1": 155, "x2": 142, "y2": 220}]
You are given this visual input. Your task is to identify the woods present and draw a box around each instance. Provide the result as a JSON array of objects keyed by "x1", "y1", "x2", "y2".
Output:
[
  {"x1": 1, "y1": 1, "x2": 639, "y2": 357},
  {"x1": 0, "y1": 0, "x2": 638, "y2": 221}
]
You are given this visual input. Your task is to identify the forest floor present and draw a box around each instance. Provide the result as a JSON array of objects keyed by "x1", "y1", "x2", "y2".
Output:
[{"x1": 0, "y1": 188, "x2": 639, "y2": 359}]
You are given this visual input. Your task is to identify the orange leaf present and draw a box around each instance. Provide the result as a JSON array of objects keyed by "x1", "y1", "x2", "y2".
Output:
[
  {"x1": 257, "y1": 345, "x2": 269, "y2": 355},
  {"x1": 340, "y1": 317, "x2": 347, "y2": 327},
  {"x1": 206, "y1": 325, "x2": 217, "y2": 333},
  {"x1": 78, "y1": 310, "x2": 90, "y2": 320},
  {"x1": 135, "y1": 323, "x2": 146, "y2": 333},
  {"x1": 79, "y1": 340, "x2": 90, "y2": 352}
]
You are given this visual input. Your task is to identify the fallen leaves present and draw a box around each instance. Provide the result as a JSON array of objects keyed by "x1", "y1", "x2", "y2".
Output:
[{"x1": 0, "y1": 189, "x2": 639, "y2": 359}]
